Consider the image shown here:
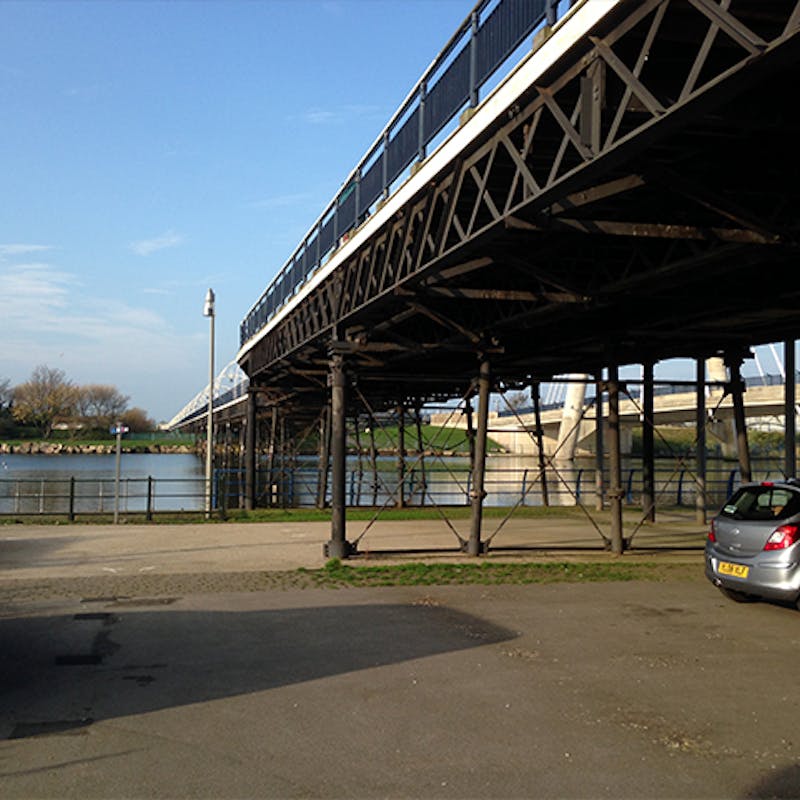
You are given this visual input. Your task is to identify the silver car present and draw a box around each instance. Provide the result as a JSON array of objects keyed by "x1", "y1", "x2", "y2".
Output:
[{"x1": 705, "y1": 480, "x2": 800, "y2": 607}]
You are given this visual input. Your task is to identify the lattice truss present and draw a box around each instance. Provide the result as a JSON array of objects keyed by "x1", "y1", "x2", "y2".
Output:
[{"x1": 244, "y1": 0, "x2": 800, "y2": 407}]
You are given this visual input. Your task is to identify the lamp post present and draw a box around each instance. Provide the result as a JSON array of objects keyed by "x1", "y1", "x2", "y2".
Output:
[{"x1": 204, "y1": 288, "x2": 215, "y2": 517}]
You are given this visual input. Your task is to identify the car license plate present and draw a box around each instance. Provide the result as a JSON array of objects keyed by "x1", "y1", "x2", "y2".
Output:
[{"x1": 719, "y1": 561, "x2": 749, "y2": 579}]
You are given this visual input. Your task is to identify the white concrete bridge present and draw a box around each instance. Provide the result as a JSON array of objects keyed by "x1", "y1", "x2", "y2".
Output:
[{"x1": 432, "y1": 378, "x2": 796, "y2": 456}]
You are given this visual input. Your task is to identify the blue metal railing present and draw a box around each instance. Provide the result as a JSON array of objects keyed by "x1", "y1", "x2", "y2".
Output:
[{"x1": 240, "y1": 0, "x2": 568, "y2": 348}]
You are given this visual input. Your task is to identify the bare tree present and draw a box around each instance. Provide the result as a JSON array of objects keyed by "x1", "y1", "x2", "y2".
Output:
[
  {"x1": 76, "y1": 384, "x2": 130, "y2": 429},
  {"x1": 12, "y1": 365, "x2": 77, "y2": 438},
  {"x1": 504, "y1": 389, "x2": 531, "y2": 412}
]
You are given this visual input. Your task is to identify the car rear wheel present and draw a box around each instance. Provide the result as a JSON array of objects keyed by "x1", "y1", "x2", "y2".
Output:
[{"x1": 719, "y1": 586, "x2": 758, "y2": 603}]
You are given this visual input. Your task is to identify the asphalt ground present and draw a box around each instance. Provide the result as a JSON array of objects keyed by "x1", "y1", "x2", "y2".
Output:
[{"x1": 2, "y1": 514, "x2": 799, "y2": 799}]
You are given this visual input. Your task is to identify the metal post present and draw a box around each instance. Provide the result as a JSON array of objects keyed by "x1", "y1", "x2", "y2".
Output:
[
  {"x1": 237, "y1": 420, "x2": 245, "y2": 509},
  {"x1": 245, "y1": 389, "x2": 256, "y2": 510},
  {"x1": 266, "y1": 406, "x2": 277, "y2": 506},
  {"x1": 279, "y1": 416, "x2": 287, "y2": 508},
  {"x1": 696, "y1": 358, "x2": 707, "y2": 524},
  {"x1": 469, "y1": 11, "x2": 479, "y2": 108},
  {"x1": 465, "y1": 399, "x2": 475, "y2": 469},
  {"x1": 532, "y1": 382, "x2": 549, "y2": 506},
  {"x1": 607, "y1": 365, "x2": 625, "y2": 554},
  {"x1": 382, "y1": 131, "x2": 390, "y2": 199},
  {"x1": 595, "y1": 374, "x2": 605, "y2": 511},
  {"x1": 353, "y1": 414, "x2": 364, "y2": 506},
  {"x1": 642, "y1": 361, "x2": 655, "y2": 522},
  {"x1": 113, "y1": 423, "x2": 122, "y2": 524},
  {"x1": 355, "y1": 170, "x2": 362, "y2": 225},
  {"x1": 68, "y1": 476, "x2": 75, "y2": 522},
  {"x1": 204, "y1": 288, "x2": 215, "y2": 518},
  {"x1": 326, "y1": 350, "x2": 352, "y2": 558},
  {"x1": 418, "y1": 82, "x2": 427, "y2": 162},
  {"x1": 396, "y1": 403, "x2": 405, "y2": 508},
  {"x1": 727, "y1": 355, "x2": 752, "y2": 483},
  {"x1": 415, "y1": 404, "x2": 426, "y2": 506},
  {"x1": 468, "y1": 358, "x2": 490, "y2": 555},
  {"x1": 369, "y1": 416, "x2": 378, "y2": 506},
  {"x1": 785, "y1": 340, "x2": 796, "y2": 478},
  {"x1": 146, "y1": 476, "x2": 154, "y2": 521},
  {"x1": 317, "y1": 404, "x2": 331, "y2": 509}
]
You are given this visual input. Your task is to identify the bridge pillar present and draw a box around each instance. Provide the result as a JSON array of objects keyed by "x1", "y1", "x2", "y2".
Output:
[
  {"x1": 555, "y1": 375, "x2": 587, "y2": 459},
  {"x1": 607, "y1": 365, "x2": 625, "y2": 555},
  {"x1": 707, "y1": 357, "x2": 736, "y2": 458},
  {"x1": 785, "y1": 340, "x2": 796, "y2": 478},
  {"x1": 641, "y1": 362, "x2": 655, "y2": 523},
  {"x1": 467, "y1": 358, "x2": 491, "y2": 556},
  {"x1": 244, "y1": 389, "x2": 257, "y2": 510},
  {"x1": 696, "y1": 359, "x2": 707, "y2": 524},
  {"x1": 325, "y1": 350, "x2": 354, "y2": 559},
  {"x1": 727, "y1": 354, "x2": 752, "y2": 483}
]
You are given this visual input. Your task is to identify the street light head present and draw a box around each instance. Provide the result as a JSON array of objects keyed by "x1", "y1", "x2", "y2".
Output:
[{"x1": 203, "y1": 288, "x2": 216, "y2": 317}]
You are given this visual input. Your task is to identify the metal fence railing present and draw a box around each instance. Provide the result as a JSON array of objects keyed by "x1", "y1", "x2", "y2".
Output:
[
  {"x1": 0, "y1": 476, "x2": 207, "y2": 519},
  {"x1": 0, "y1": 461, "x2": 774, "y2": 519},
  {"x1": 240, "y1": 0, "x2": 569, "y2": 347}
]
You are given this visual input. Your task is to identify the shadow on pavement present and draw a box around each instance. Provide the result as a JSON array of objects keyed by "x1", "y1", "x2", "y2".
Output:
[
  {"x1": 0, "y1": 600, "x2": 516, "y2": 740},
  {"x1": 0, "y1": 536, "x2": 82, "y2": 571},
  {"x1": 743, "y1": 764, "x2": 800, "y2": 799}
]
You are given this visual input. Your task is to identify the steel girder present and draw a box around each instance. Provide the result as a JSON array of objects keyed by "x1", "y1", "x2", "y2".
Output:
[{"x1": 243, "y1": 0, "x2": 800, "y2": 409}]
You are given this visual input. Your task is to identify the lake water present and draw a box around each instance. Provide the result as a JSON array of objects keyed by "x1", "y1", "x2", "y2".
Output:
[
  {"x1": 0, "y1": 451, "x2": 776, "y2": 516},
  {"x1": 0, "y1": 453, "x2": 206, "y2": 515}
]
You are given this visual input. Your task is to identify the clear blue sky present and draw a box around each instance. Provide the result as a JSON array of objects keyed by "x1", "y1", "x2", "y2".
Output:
[
  {"x1": 0, "y1": 0, "x2": 470, "y2": 422},
  {"x1": 0, "y1": 0, "x2": 789, "y2": 424}
]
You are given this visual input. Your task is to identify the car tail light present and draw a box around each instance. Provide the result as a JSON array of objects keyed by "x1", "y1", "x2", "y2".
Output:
[
  {"x1": 708, "y1": 519, "x2": 716, "y2": 543},
  {"x1": 764, "y1": 524, "x2": 800, "y2": 551}
]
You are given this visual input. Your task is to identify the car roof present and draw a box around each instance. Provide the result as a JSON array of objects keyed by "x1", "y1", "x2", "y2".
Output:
[{"x1": 737, "y1": 479, "x2": 800, "y2": 491}]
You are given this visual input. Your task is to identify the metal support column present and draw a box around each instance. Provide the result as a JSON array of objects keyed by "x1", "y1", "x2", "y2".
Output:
[
  {"x1": 244, "y1": 389, "x2": 256, "y2": 510},
  {"x1": 279, "y1": 415, "x2": 287, "y2": 508},
  {"x1": 595, "y1": 374, "x2": 604, "y2": 511},
  {"x1": 396, "y1": 403, "x2": 405, "y2": 508},
  {"x1": 532, "y1": 382, "x2": 549, "y2": 506},
  {"x1": 641, "y1": 361, "x2": 655, "y2": 522},
  {"x1": 727, "y1": 355, "x2": 752, "y2": 483},
  {"x1": 696, "y1": 359, "x2": 707, "y2": 524},
  {"x1": 465, "y1": 399, "x2": 475, "y2": 476},
  {"x1": 467, "y1": 358, "x2": 490, "y2": 556},
  {"x1": 369, "y1": 417, "x2": 378, "y2": 506},
  {"x1": 608, "y1": 365, "x2": 625, "y2": 555},
  {"x1": 266, "y1": 406, "x2": 277, "y2": 507},
  {"x1": 325, "y1": 351, "x2": 353, "y2": 558},
  {"x1": 317, "y1": 403, "x2": 331, "y2": 509},
  {"x1": 415, "y1": 403, "x2": 427, "y2": 506},
  {"x1": 785, "y1": 340, "x2": 796, "y2": 478}
]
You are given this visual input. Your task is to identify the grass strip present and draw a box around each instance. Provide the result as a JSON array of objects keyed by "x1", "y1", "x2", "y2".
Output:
[{"x1": 302, "y1": 558, "x2": 700, "y2": 588}]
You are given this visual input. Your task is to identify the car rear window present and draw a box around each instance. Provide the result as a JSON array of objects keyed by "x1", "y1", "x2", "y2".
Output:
[{"x1": 720, "y1": 486, "x2": 800, "y2": 521}]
